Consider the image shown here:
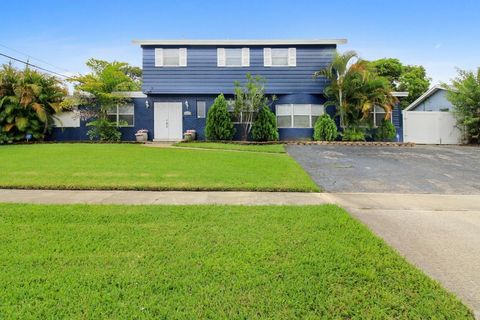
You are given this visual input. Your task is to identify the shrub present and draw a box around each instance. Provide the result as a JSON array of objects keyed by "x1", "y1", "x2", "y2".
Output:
[
  {"x1": 251, "y1": 105, "x2": 279, "y2": 141},
  {"x1": 86, "y1": 118, "x2": 122, "y2": 141},
  {"x1": 375, "y1": 119, "x2": 397, "y2": 141},
  {"x1": 313, "y1": 114, "x2": 338, "y2": 141},
  {"x1": 342, "y1": 127, "x2": 366, "y2": 141},
  {"x1": 205, "y1": 94, "x2": 235, "y2": 140}
]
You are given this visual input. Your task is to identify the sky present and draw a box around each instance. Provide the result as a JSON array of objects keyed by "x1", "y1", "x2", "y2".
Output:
[{"x1": 1, "y1": 0, "x2": 479, "y2": 86}]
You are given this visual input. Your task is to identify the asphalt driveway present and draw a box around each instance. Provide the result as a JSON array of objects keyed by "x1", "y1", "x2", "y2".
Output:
[{"x1": 287, "y1": 145, "x2": 480, "y2": 194}]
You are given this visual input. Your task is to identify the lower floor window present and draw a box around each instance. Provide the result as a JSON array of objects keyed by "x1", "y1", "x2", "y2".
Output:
[
  {"x1": 227, "y1": 99, "x2": 254, "y2": 124},
  {"x1": 276, "y1": 104, "x2": 324, "y2": 128},
  {"x1": 371, "y1": 106, "x2": 391, "y2": 127},
  {"x1": 107, "y1": 104, "x2": 134, "y2": 127}
]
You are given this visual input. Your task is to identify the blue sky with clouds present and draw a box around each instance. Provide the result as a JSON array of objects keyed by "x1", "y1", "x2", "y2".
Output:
[{"x1": 1, "y1": 0, "x2": 479, "y2": 85}]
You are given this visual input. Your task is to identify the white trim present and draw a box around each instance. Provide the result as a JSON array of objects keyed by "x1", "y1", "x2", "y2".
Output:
[
  {"x1": 179, "y1": 48, "x2": 187, "y2": 66},
  {"x1": 391, "y1": 91, "x2": 409, "y2": 97},
  {"x1": 113, "y1": 91, "x2": 147, "y2": 98},
  {"x1": 263, "y1": 48, "x2": 272, "y2": 67},
  {"x1": 133, "y1": 39, "x2": 348, "y2": 46},
  {"x1": 288, "y1": 48, "x2": 296, "y2": 67},
  {"x1": 275, "y1": 104, "x2": 324, "y2": 128},
  {"x1": 217, "y1": 48, "x2": 226, "y2": 67},
  {"x1": 154, "y1": 48, "x2": 163, "y2": 67},
  {"x1": 404, "y1": 85, "x2": 449, "y2": 111},
  {"x1": 241, "y1": 48, "x2": 250, "y2": 67}
]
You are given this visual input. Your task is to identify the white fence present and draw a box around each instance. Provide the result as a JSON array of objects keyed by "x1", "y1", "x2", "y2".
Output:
[{"x1": 403, "y1": 111, "x2": 462, "y2": 144}]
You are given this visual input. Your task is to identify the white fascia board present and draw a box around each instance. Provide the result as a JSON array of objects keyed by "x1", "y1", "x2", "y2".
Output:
[
  {"x1": 113, "y1": 91, "x2": 147, "y2": 98},
  {"x1": 391, "y1": 91, "x2": 409, "y2": 97},
  {"x1": 404, "y1": 85, "x2": 449, "y2": 111},
  {"x1": 132, "y1": 39, "x2": 348, "y2": 46}
]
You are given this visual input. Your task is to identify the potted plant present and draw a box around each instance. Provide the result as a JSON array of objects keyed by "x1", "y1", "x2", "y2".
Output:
[{"x1": 135, "y1": 129, "x2": 149, "y2": 142}]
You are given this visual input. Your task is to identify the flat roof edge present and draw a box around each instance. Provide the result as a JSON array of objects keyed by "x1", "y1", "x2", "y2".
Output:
[{"x1": 132, "y1": 39, "x2": 347, "y2": 46}]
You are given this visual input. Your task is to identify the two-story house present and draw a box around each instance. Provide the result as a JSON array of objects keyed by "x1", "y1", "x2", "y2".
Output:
[{"x1": 52, "y1": 39, "x2": 348, "y2": 141}]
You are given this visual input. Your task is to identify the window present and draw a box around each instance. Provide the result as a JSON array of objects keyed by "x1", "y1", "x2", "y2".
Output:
[
  {"x1": 271, "y1": 49, "x2": 289, "y2": 66},
  {"x1": 107, "y1": 104, "x2": 134, "y2": 127},
  {"x1": 226, "y1": 99, "x2": 254, "y2": 124},
  {"x1": 217, "y1": 48, "x2": 249, "y2": 67},
  {"x1": 197, "y1": 101, "x2": 206, "y2": 118},
  {"x1": 275, "y1": 104, "x2": 323, "y2": 128},
  {"x1": 225, "y1": 49, "x2": 242, "y2": 66},
  {"x1": 264, "y1": 48, "x2": 296, "y2": 67},
  {"x1": 370, "y1": 106, "x2": 389, "y2": 127},
  {"x1": 154, "y1": 48, "x2": 187, "y2": 67}
]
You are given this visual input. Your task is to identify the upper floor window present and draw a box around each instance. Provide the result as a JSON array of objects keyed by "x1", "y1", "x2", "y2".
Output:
[
  {"x1": 264, "y1": 48, "x2": 296, "y2": 67},
  {"x1": 107, "y1": 104, "x2": 134, "y2": 127},
  {"x1": 217, "y1": 48, "x2": 250, "y2": 67},
  {"x1": 155, "y1": 48, "x2": 187, "y2": 67}
]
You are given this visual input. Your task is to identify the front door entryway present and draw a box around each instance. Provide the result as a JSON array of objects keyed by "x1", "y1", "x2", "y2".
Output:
[{"x1": 153, "y1": 102, "x2": 183, "y2": 141}]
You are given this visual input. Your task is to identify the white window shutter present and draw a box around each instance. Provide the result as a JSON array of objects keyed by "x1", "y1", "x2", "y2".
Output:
[
  {"x1": 264, "y1": 48, "x2": 272, "y2": 67},
  {"x1": 217, "y1": 48, "x2": 226, "y2": 67},
  {"x1": 288, "y1": 48, "x2": 296, "y2": 67},
  {"x1": 155, "y1": 48, "x2": 163, "y2": 67},
  {"x1": 241, "y1": 48, "x2": 250, "y2": 67},
  {"x1": 179, "y1": 48, "x2": 187, "y2": 66}
]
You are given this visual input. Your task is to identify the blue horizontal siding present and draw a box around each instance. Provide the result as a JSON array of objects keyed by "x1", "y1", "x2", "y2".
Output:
[{"x1": 142, "y1": 45, "x2": 336, "y2": 94}]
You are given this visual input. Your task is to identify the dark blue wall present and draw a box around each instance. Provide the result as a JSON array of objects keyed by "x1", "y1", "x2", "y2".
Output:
[
  {"x1": 142, "y1": 45, "x2": 336, "y2": 95},
  {"x1": 50, "y1": 98, "x2": 150, "y2": 141}
]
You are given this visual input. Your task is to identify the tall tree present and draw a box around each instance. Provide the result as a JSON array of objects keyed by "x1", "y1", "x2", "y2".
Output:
[
  {"x1": 446, "y1": 68, "x2": 480, "y2": 144},
  {"x1": 0, "y1": 63, "x2": 67, "y2": 143},
  {"x1": 233, "y1": 73, "x2": 273, "y2": 140},
  {"x1": 369, "y1": 58, "x2": 431, "y2": 109},
  {"x1": 314, "y1": 51, "x2": 359, "y2": 126},
  {"x1": 66, "y1": 59, "x2": 141, "y2": 140}
]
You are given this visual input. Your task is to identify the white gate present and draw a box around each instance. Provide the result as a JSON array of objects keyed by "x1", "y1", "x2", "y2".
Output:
[{"x1": 403, "y1": 111, "x2": 462, "y2": 144}]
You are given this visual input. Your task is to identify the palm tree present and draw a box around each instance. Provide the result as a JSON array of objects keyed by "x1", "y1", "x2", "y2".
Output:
[
  {"x1": 314, "y1": 50, "x2": 361, "y2": 127},
  {"x1": 0, "y1": 64, "x2": 67, "y2": 142}
]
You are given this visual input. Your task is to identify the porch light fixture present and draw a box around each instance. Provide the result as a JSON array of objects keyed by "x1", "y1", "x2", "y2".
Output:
[
  {"x1": 185, "y1": 100, "x2": 189, "y2": 110},
  {"x1": 145, "y1": 100, "x2": 150, "y2": 109}
]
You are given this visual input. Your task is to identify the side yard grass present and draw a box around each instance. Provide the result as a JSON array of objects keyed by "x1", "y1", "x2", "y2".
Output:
[
  {"x1": 0, "y1": 204, "x2": 472, "y2": 319},
  {"x1": 0, "y1": 144, "x2": 317, "y2": 191},
  {"x1": 173, "y1": 141, "x2": 286, "y2": 153}
]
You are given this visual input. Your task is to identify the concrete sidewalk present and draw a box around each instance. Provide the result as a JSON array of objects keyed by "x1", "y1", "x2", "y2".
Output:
[{"x1": 0, "y1": 188, "x2": 479, "y2": 317}]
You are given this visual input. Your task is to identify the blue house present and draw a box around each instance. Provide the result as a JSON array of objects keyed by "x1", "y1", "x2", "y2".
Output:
[{"x1": 52, "y1": 39, "x2": 405, "y2": 142}]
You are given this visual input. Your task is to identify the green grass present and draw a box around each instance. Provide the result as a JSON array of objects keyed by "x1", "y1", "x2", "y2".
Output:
[
  {"x1": 0, "y1": 144, "x2": 317, "y2": 191},
  {"x1": 0, "y1": 204, "x2": 471, "y2": 319},
  {"x1": 174, "y1": 142, "x2": 286, "y2": 153}
]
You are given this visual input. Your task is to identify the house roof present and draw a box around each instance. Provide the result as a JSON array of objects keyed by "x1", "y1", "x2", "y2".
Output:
[
  {"x1": 404, "y1": 85, "x2": 450, "y2": 111},
  {"x1": 132, "y1": 39, "x2": 347, "y2": 46}
]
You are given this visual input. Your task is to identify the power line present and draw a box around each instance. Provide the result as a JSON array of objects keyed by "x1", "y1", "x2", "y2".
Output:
[
  {"x1": 0, "y1": 52, "x2": 71, "y2": 79},
  {"x1": 0, "y1": 43, "x2": 73, "y2": 74}
]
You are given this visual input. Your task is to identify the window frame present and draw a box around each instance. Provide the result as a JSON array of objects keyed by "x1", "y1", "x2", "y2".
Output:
[
  {"x1": 196, "y1": 100, "x2": 206, "y2": 119},
  {"x1": 275, "y1": 104, "x2": 324, "y2": 128},
  {"x1": 271, "y1": 48, "x2": 289, "y2": 67},
  {"x1": 370, "y1": 106, "x2": 392, "y2": 128},
  {"x1": 224, "y1": 48, "x2": 243, "y2": 67},
  {"x1": 162, "y1": 48, "x2": 180, "y2": 67},
  {"x1": 107, "y1": 104, "x2": 135, "y2": 127}
]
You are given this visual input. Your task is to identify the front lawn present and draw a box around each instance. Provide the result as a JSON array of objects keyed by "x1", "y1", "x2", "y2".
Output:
[
  {"x1": 0, "y1": 144, "x2": 317, "y2": 191},
  {"x1": 0, "y1": 204, "x2": 471, "y2": 319},
  {"x1": 174, "y1": 141, "x2": 286, "y2": 153}
]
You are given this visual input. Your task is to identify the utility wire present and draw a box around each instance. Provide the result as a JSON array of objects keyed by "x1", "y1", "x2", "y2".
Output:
[
  {"x1": 0, "y1": 52, "x2": 71, "y2": 79},
  {"x1": 0, "y1": 43, "x2": 73, "y2": 74}
]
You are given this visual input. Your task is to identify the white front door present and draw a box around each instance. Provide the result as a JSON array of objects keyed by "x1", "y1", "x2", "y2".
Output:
[{"x1": 154, "y1": 102, "x2": 183, "y2": 141}]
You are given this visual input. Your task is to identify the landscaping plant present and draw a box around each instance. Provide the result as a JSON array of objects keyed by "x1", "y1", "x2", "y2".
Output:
[
  {"x1": 205, "y1": 94, "x2": 235, "y2": 140},
  {"x1": 0, "y1": 63, "x2": 67, "y2": 143},
  {"x1": 446, "y1": 68, "x2": 480, "y2": 144},
  {"x1": 313, "y1": 114, "x2": 338, "y2": 141},
  {"x1": 375, "y1": 119, "x2": 397, "y2": 141},
  {"x1": 233, "y1": 73, "x2": 274, "y2": 140},
  {"x1": 66, "y1": 58, "x2": 141, "y2": 141},
  {"x1": 251, "y1": 105, "x2": 278, "y2": 141},
  {"x1": 342, "y1": 127, "x2": 366, "y2": 141}
]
